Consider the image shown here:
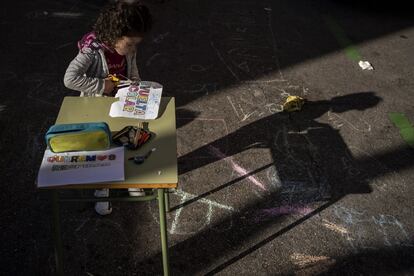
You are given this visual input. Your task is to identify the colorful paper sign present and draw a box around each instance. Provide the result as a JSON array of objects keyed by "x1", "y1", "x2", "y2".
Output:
[
  {"x1": 109, "y1": 81, "x2": 163, "y2": 120},
  {"x1": 37, "y1": 147, "x2": 125, "y2": 187}
]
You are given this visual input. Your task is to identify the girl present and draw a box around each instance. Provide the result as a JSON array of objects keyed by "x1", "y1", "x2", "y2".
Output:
[{"x1": 64, "y1": 1, "x2": 152, "y2": 215}]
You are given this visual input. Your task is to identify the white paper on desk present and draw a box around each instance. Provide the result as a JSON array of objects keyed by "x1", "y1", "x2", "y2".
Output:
[
  {"x1": 37, "y1": 147, "x2": 125, "y2": 188},
  {"x1": 109, "y1": 81, "x2": 163, "y2": 120}
]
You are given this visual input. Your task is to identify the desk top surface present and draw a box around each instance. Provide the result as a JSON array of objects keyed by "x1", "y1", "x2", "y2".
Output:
[{"x1": 50, "y1": 96, "x2": 177, "y2": 189}]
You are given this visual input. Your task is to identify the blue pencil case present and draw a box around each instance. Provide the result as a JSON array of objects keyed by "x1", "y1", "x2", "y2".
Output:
[{"x1": 45, "y1": 122, "x2": 111, "y2": 153}]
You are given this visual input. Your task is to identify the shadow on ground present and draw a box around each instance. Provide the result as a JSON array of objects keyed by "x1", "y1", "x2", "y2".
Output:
[{"x1": 137, "y1": 92, "x2": 414, "y2": 274}]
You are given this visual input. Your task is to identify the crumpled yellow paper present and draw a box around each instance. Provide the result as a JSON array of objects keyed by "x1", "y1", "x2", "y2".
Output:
[{"x1": 283, "y1": 96, "x2": 305, "y2": 112}]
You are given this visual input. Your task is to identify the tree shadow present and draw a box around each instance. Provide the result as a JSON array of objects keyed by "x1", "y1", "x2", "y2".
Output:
[{"x1": 139, "y1": 0, "x2": 414, "y2": 108}]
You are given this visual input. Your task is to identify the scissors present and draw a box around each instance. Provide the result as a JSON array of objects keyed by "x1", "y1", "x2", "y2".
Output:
[
  {"x1": 128, "y1": 148, "x2": 156, "y2": 164},
  {"x1": 108, "y1": 74, "x2": 133, "y2": 87}
]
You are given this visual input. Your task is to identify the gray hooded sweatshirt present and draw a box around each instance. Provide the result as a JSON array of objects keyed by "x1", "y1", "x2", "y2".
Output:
[{"x1": 64, "y1": 33, "x2": 140, "y2": 97}]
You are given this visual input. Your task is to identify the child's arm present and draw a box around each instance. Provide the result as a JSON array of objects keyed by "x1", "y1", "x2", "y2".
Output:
[
  {"x1": 64, "y1": 48, "x2": 106, "y2": 96},
  {"x1": 129, "y1": 52, "x2": 141, "y2": 82}
]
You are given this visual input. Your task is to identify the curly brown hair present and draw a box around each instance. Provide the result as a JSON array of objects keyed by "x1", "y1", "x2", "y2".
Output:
[{"x1": 94, "y1": 1, "x2": 152, "y2": 47}]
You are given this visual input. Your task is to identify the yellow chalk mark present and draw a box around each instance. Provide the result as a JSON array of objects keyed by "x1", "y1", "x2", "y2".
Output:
[
  {"x1": 291, "y1": 253, "x2": 331, "y2": 267},
  {"x1": 322, "y1": 219, "x2": 349, "y2": 234},
  {"x1": 291, "y1": 253, "x2": 336, "y2": 275}
]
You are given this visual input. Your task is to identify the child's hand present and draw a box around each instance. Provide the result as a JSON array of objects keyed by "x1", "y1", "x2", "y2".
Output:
[{"x1": 103, "y1": 78, "x2": 116, "y2": 96}]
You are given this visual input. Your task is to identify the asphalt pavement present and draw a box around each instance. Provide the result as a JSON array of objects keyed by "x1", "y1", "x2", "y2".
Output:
[{"x1": 0, "y1": 0, "x2": 413, "y2": 275}]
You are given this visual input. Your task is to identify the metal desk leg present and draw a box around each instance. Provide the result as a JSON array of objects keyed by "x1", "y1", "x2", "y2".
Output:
[
  {"x1": 51, "y1": 190, "x2": 64, "y2": 276},
  {"x1": 157, "y1": 189, "x2": 170, "y2": 276},
  {"x1": 164, "y1": 189, "x2": 170, "y2": 213}
]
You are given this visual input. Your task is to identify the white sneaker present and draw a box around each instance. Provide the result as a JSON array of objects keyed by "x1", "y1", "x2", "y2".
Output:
[
  {"x1": 128, "y1": 188, "x2": 145, "y2": 196},
  {"x1": 94, "y1": 189, "x2": 112, "y2": 215}
]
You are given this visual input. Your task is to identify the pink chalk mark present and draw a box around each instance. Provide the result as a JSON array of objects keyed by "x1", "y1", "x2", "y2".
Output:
[{"x1": 207, "y1": 145, "x2": 267, "y2": 191}]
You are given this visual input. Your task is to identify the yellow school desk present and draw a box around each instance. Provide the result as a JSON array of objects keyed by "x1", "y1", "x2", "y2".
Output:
[{"x1": 39, "y1": 96, "x2": 177, "y2": 276}]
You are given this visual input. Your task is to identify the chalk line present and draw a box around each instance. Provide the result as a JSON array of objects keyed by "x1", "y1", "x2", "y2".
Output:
[
  {"x1": 146, "y1": 53, "x2": 161, "y2": 66},
  {"x1": 153, "y1": 32, "x2": 170, "y2": 44},
  {"x1": 161, "y1": 189, "x2": 235, "y2": 235},
  {"x1": 74, "y1": 218, "x2": 90, "y2": 232},
  {"x1": 291, "y1": 253, "x2": 334, "y2": 268},
  {"x1": 227, "y1": 96, "x2": 241, "y2": 118},
  {"x1": 322, "y1": 219, "x2": 349, "y2": 234},
  {"x1": 265, "y1": 7, "x2": 283, "y2": 80},
  {"x1": 170, "y1": 192, "x2": 188, "y2": 234},
  {"x1": 328, "y1": 111, "x2": 372, "y2": 132},
  {"x1": 291, "y1": 253, "x2": 336, "y2": 275},
  {"x1": 242, "y1": 79, "x2": 287, "y2": 84},
  {"x1": 174, "y1": 189, "x2": 235, "y2": 211},
  {"x1": 210, "y1": 41, "x2": 240, "y2": 81},
  {"x1": 50, "y1": 12, "x2": 83, "y2": 18},
  {"x1": 207, "y1": 145, "x2": 267, "y2": 191},
  {"x1": 55, "y1": 42, "x2": 73, "y2": 50}
]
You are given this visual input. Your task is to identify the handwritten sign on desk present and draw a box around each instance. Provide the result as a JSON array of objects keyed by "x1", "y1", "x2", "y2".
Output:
[
  {"x1": 37, "y1": 147, "x2": 124, "y2": 188},
  {"x1": 109, "y1": 81, "x2": 163, "y2": 120}
]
